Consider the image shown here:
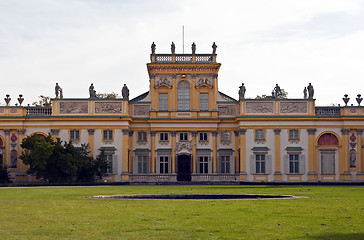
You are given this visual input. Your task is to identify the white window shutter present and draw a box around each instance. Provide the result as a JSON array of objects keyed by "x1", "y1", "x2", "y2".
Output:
[
  {"x1": 299, "y1": 155, "x2": 306, "y2": 174},
  {"x1": 250, "y1": 155, "x2": 256, "y2": 174},
  {"x1": 266, "y1": 155, "x2": 272, "y2": 175},
  {"x1": 112, "y1": 155, "x2": 118, "y2": 175},
  {"x1": 283, "y1": 155, "x2": 289, "y2": 175}
]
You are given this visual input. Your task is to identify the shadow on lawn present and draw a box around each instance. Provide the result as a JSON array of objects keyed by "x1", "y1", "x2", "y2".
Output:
[{"x1": 300, "y1": 233, "x2": 364, "y2": 240}]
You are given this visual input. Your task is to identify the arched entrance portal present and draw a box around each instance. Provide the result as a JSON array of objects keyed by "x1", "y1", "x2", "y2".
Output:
[
  {"x1": 317, "y1": 132, "x2": 339, "y2": 175},
  {"x1": 177, "y1": 154, "x2": 191, "y2": 181}
]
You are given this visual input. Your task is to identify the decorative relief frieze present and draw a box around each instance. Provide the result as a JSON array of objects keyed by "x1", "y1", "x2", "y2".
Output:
[
  {"x1": 246, "y1": 102, "x2": 274, "y2": 114},
  {"x1": 134, "y1": 105, "x2": 150, "y2": 116},
  {"x1": 60, "y1": 101, "x2": 88, "y2": 114},
  {"x1": 155, "y1": 77, "x2": 172, "y2": 87},
  {"x1": 196, "y1": 78, "x2": 212, "y2": 87},
  {"x1": 95, "y1": 102, "x2": 122, "y2": 114},
  {"x1": 280, "y1": 102, "x2": 307, "y2": 114},
  {"x1": 218, "y1": 105, "x2": 235, "y2": 115}
]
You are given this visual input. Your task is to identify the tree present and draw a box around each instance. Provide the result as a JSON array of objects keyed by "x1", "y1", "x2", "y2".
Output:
[
  {"x1": 32, "y1": 95, "x2": 51, "y2": 107},
  {"x1": 20, "y1": 134, "x2": 108, "y2": 183},
  {"x1": 0, "y1": 163, "x2": 10, "y2": 183},
  {"x1": 96, "y1": 92, "x2": 120, "y2": 99}
]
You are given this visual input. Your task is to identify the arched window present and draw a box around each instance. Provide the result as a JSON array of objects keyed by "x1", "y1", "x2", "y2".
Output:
[{"x1": 177, "y1": 81, "x2": 190, "y2": 111}]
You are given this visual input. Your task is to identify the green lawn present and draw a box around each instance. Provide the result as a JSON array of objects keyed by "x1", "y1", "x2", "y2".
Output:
[{"x1": 0, "y1": 185, "x2": 363, "y2": 239}]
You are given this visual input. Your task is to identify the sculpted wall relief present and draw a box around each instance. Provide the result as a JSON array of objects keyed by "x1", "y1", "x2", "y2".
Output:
[
  {"x1": 134, "y1": 105, "x2": 150, "y2": 116},
  {"x1": 280, "y1": 102, "x2": 307, "y2": 114},
  {"x1": 60, "y1": 101, "x2": 88, "y2": 114},
  {"x1": 95, "y1": 102, "x2": 122, "y2": 114},
  {"x1": 245, "y1": 101, "x2": 274, "y2": 114}
]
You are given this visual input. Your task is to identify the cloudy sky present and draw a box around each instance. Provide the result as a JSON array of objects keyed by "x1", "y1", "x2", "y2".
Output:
[{"x1": 0, "y1": 0, "x2": 363, "y2": 106}]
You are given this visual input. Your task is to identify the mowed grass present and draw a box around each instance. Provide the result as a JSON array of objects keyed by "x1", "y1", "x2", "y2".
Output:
[{"x1": 0, "y1": 185, "x2": 363, "y2": 240}]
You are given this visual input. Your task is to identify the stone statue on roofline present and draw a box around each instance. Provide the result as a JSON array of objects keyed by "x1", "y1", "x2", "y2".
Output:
[
  {"x1": 238, "y1": 83, "x2": 246, "y2": 100},
  {"x1": 55, "y1": 83, "x2": 61, "y2": 99},
  {"x1": 307, "y1": 83, "x2": 314, "y2": 99},
  {"x1": 151, "y1": 42, "x2": 156, "y2": 54},
  {"x1": 192, "y1": 42, "x2": 196, "y2": 54},
  {"x1": 122, "y1": 84, "x2": 129, "y2": 100},
  {"x1": 212, "y1": 42, "x2": 217, "y2": 54},
  {"x1": 274, "y1": 84, "x2": 282, "y2": 98},
  {"x1": 171, "y1": 42, "x2": 175, "y2": 54},
  {"x1": 303, "y1": 87, "x2": 307, "y2": 99},
  {"x1": 89, "y1": 83, "x2": 95, "y2": 99}
]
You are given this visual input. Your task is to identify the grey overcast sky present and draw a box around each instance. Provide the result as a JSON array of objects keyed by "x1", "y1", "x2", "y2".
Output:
[{"x1": 0, "y1": 0, "x2": 363, "y2": 106}]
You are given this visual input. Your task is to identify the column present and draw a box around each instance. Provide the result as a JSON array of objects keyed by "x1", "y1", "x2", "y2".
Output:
[
  {"x1": 122, "y1": 129, "x2": 129, "y2": 175},
  {"x1": 150, "y1": 74, "x2": 156, "y2": 111},
  {"x1": 128, "y1": 131, "x2": 134, "y2": 173},
  {"x1": 191, "y1": 74, "x2": 196, "y2": 111},
  {"x1": 191, "y1": 131, "x2": 197, "y2": 173},
  {"x1": 171, "y1": 131, "x2": 177, "y2": 173},
  {"x1": 239, "y1": 129, "x2": 247, "y2": 180},
  {"x1": 307, "y1": 129, "x2": 317, "y2": 181},
  {"x1": 212, "y1": 131, "x2": 218, "y2": 173},
  {"x1": 17, "y1": 129, "x2": 27, "y2": 173},
  {"x1": 212, "y1": 74, "x2": 218, "y2": 111},
  {"x1": 234, "y1": 130, "x2": 240, "y2": 174},
  {"x1": 274, "y1": 129, "x2": 282, "y2": 180},
  {"x1": 150, "y1": 131, "x2": 156, "y2": 173},
  {"x1": 341, "y1": 129, "x2": 350, "y2": 179},
  {"x1": 4, "y1": 129, "x2": 10, "y2": 166},
  {"x1": 171, "y1": 74, "x2": 177, "y2": 111},
  {"x1": 87, "y1": 129, "x2": 95, "y2": 157},
  {"x1": 50, "y1": 129, "x2": 60, "y2": 142}
]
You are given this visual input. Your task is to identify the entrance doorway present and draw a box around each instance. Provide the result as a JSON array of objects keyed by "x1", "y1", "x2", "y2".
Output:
[{"x1": 177, "y1": 154, "x2": 191, "y2": 181}]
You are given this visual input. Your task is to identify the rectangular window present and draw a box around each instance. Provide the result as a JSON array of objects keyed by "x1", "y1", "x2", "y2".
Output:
[
  {"x1": 255, "y1": 129, "x2": 265, "y2": 141},
  {"x1": 137, "y1": 155, "x2": 148, "y2": 174},
  {"x1": 199, "y1": 132, "x2": 208, "y2": 142},
  {"x1": 289, "y1": 154, "x2": 299, "y2": 174},
  {"x1": 160, "y1": 132, "x2": 169, "y2": 142},
  {"x1": 289, "y1": 129, "x2": 299, "y2": 140},
  {"x1": 200, "y1": 93, "x2": 209, "y2": 111},
  {"x1": 103, "y1": 130, "x2": 113, "y2": 140},
  {"x1": 159, "y1": 93, "x2": 168, "y2": 111},
  {"x1": 137, "y1": 132, "x2": 147, "y2": 142},
  {"x1": 70, "y1": 130, "x2": 80, "y2": 141},
  {"x1": 256, "y1": 154, "x2": 266, "y2": 174},
  {"x1": 220, "y1": 156, "x2": 230, "y2": 174},
  {"x1": 105, "y1": 154, "x2": 113, "y2": 174},
  {"x1": 221, "y1": 132, "x2": 231, "y2": 143},
  {"x1": 159, "y1": 156, "x2": 169, "y2": 174},
  {"x1": 199, "y1": 156, "x2": 209, "y2": 174},
  {"x1": 179, "y1": 132, "x2": 188, "y2": 141}
]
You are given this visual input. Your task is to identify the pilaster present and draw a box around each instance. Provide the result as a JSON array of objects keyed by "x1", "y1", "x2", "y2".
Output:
[
  {"x1": 128, "y1": 131, "x2": 134, "y2": 173},
  {"x1": 340, "y1": 129, "x2": 350, "y2": 180},
  {"x1": 17, "y1": 129, "x2": 27, "y2": 173},
  {"x1": 239, "y1": 129, "x2": 247, "y2": 180},
  {"x1": 171, "y1": 131, "x2": 176, "y2": 173},
  {"x1": 150, "y1": 131, "x2": 156, "y2": 173},
  {"x1": 212, "y1": 131, "x2": 218, "y2": 173},
  {"x1": 122, "y1": 129, "x2": 129, "y2": 175},
  {"x1": 191, "y1": 131, "x2": 197, "y2": 173},
  {"x1": 273, "y1": 129, "x2": 282, "y2": 180},
  {"x1": 234, "y1": 130, "x2": 239, "y2": 174},
  {"x1": 87, "y1": 129, "x2": 95, "y2": 157},
  {"x1": 307, "y1": 128, "x2": 317, "y2": 181},
  {"x1": 4, "y1": 129, "x2": 10, "y2": 166}
]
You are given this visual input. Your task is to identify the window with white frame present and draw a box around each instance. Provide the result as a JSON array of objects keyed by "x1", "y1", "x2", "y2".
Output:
[
  {"x1": 160, "y1": 132, "x2": 168, "y2": 142},
  {"x1": 103, "y1": 130, "x2": 113, "y2": 141},
  {"x1": 255, "y1": 154, "x2": 266, "y2": 174},
  {"x1": 159, "y1": 93, "x2": 168, "y2": 111},
  {"x1": 220, "y1": 156, "x2": 230, "y2": 174},
  {"x1": 221, "y1": 132, "x2": 231, "y2": 143},
  {"x1": 179, "y1": 132, "x2": 188, "y2": 142},
  {"x1": 137, "y1": 131, "x2": 147, "y2": 142},
  {"x1": 289, "y1": 129, "x2": 299, "y2": 140},
  {"x1": 289, "y1": 154, "x2": 299, "y2": 174},
  {"x1": 200, "y1": 92, "x2": 209, "y2": 111},
  {"x1": 70, "y1": 130, "x2": 80, "y2": 141},
  {"x1": 199, "y1": 156, "x2": 209, "y2": 174},
  {"x1": 159, "y1": 156, "x2": 169, "y2": 174},
  {"x1": 177, "y1": 81, "x2": 190, "y2": 111},
  {"x1": 199, "y1": 132, "x2": 208, "y2": 142},
  {"x1": 255, "y1": 129, "x2": 265, "y2": 141},
  {"x1": 137, "y1": 155, "x2": 148, "y2": 174},
  {"x1": 105, "y1": 154, "x2": 113, "y2": 174}
]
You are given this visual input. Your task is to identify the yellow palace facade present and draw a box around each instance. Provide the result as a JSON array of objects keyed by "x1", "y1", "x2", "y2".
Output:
[{"x1": 1, "y1": 45, "x2": 364, "y2": 183}]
